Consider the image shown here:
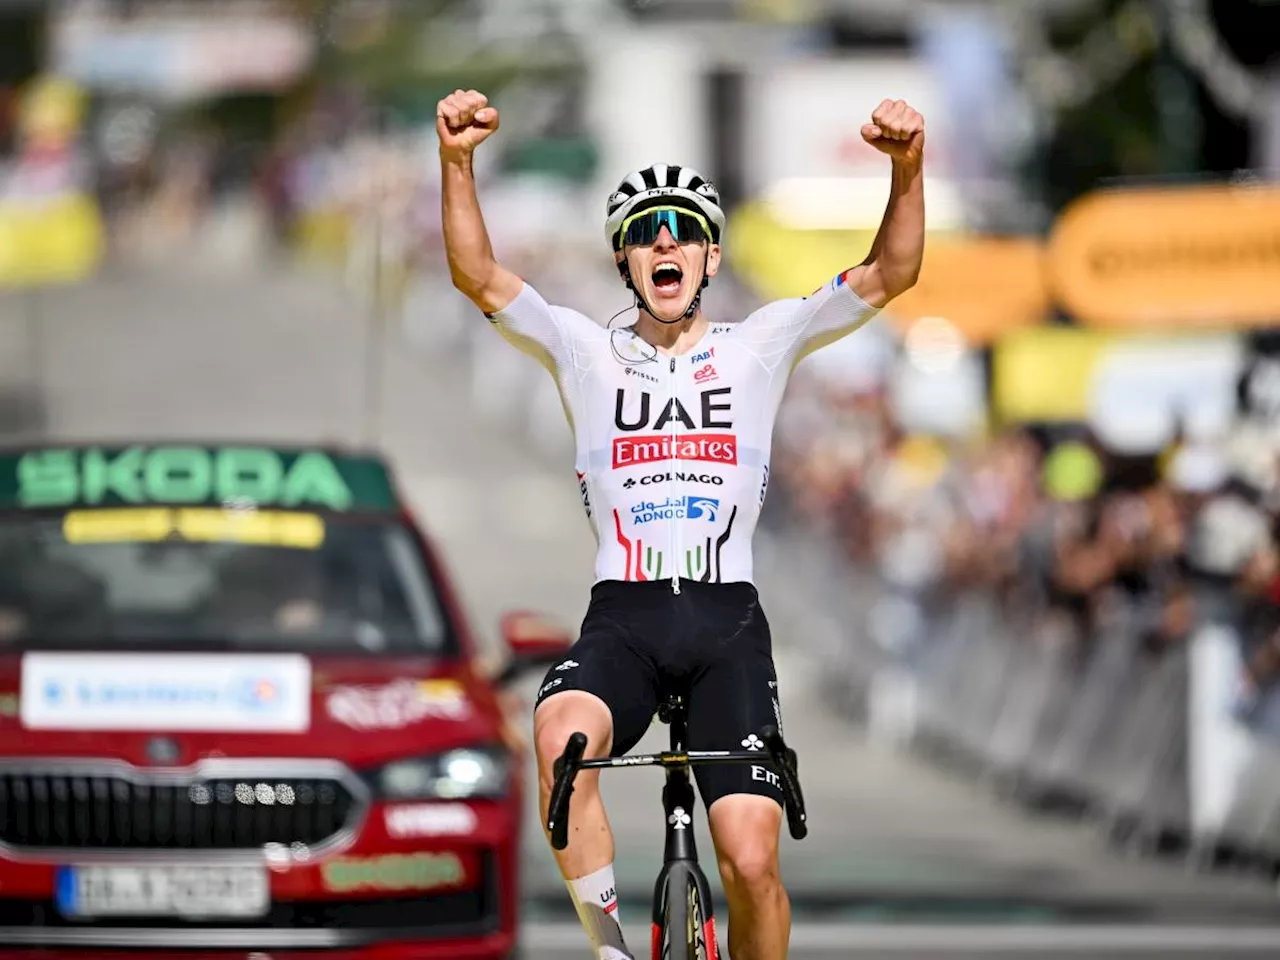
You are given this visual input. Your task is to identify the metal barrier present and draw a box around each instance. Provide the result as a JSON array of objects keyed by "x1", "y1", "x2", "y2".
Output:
[{"x1": 754, "y1": 519, "x2": 1280, "y2": 878}]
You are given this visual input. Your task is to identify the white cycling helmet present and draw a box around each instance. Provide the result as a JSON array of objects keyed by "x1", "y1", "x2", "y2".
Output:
[{"x1": 605, "y1": 163, "x2": 726, "y2": 251}]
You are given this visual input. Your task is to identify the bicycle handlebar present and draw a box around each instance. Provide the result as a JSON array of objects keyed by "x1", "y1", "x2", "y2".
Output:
[
  {"x1": 547, "y1": 731, "x2": 587, "y2": 851},
  {"x1": 759, "y1": 724, "x2": 807, "y2": 840},
  {"x1": 546, "y1": 725, "x2": 808, "y2": 848}
]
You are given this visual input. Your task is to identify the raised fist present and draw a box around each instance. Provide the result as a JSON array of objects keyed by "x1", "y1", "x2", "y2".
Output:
[
  {"x1": 437, "y1": 89, "x2": 499, "y2": 159},
  {"x1": 861, "y1": 99, "x2": 925, "y2": 166}
]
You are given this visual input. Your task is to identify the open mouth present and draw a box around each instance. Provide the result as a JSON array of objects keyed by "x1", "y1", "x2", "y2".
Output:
[{"x1": 651, "y1": 263, "x2": 683, "y2": 296}]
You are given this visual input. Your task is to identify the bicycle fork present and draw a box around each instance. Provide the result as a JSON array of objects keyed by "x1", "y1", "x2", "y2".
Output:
[{"x1": 650, "y1": 764, "x2": 720, "y2": 960}]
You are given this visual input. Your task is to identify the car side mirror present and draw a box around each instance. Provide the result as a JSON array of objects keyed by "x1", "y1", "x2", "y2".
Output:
[{"x1": 494, "y1": 610, "x2": 574, "y2": 688}]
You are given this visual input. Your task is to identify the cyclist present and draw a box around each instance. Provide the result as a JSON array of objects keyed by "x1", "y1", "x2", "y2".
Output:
[{"x1": 438, "y1": 88, "x2": 925, "y2": 960}]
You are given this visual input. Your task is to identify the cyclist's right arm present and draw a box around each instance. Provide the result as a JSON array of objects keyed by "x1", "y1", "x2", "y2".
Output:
[
  {"x1": 437, "y1": 89, "x2": 522, "y2": 316},
  {"x1": 440, "y1": 151, "x2": 584, "y2": 375},
  {"x1": 438, "y1": 89, "x2": 596, "y2": 377},
  {"x1": 440, "y1": 153, "x2": 523, "y2": 316}
]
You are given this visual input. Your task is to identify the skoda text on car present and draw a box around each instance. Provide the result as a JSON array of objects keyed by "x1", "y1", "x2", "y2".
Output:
[{"x1": 0, "y1": 443, "x2": 569, "y2": 959}]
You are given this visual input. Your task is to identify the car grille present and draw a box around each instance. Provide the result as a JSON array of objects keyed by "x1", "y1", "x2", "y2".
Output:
[{"x1": 0, "y1": 769, "x2": 361, "y2": 850}]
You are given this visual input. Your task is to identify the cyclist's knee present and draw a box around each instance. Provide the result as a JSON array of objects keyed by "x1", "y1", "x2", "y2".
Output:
[
  {"x1": 709, "y1": 796, "x2": 782, "y2": 895},
  {"x1": 533, "y1": 691, "x2": 613, "y2": 790},
  {"x1": 717, "y1": 841, "x2": 781, "y2": 897}
]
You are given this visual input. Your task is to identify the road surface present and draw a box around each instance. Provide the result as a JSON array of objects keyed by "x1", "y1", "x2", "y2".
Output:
[{"x1": 522, "y1": 921, "x2": 1280, "y2": 958}]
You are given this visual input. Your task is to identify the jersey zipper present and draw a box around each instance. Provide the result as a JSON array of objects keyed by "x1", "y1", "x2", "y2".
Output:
[{"x1": 668, "y1": 355, "x2": 680, "y2": 595}]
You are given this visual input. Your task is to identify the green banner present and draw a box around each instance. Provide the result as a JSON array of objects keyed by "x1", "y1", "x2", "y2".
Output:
[{"x1": 0, "y1": 446, "x2": 397, "y2": 512}]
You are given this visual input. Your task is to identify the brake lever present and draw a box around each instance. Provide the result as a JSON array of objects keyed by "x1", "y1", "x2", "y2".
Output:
[
  {"x1": 759, "y1": 724, "x2": 807, "y2": 840},
  {"x1": 547, "y1": 732, "x2": 588, "y2": 851}
]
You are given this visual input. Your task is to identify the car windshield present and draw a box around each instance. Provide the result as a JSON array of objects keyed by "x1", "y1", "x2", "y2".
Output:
[{"x1": 0, "y1": 510, "x2": 452, "y2": 654}]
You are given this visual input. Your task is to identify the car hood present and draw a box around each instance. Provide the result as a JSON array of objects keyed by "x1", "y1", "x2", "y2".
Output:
[{"x1": 0, "y1": 650, "x2": 504, "y2": 769}]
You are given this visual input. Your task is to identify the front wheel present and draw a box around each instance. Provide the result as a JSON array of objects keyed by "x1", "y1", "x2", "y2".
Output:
[{"x1": 654, "y1": 862, "x2": 719, "y2": 960}]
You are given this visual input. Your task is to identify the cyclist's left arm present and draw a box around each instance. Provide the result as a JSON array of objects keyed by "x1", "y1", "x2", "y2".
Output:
[
  {"x1": 838, "y1": 156, "x2": 924, "y2": 310},
  {"x1": 739, "y1": 157, "x2": 924, "y2": 367}
]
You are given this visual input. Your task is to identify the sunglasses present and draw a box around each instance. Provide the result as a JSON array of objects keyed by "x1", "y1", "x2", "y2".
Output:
[{"x1": 616, "y1": 206, "x2": 711, "y2": 250}]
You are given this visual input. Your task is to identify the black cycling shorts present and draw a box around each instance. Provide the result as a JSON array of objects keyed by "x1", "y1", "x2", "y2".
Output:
[{"x1": 533, "y1": 578, "x2": 785, "y2": 811}]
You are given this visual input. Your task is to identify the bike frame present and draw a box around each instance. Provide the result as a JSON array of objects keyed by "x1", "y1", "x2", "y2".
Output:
[
  {"x1": 650, "y1": 696, "x2": 721, "y2": 959},
  {"x1": 547, "y1": 696, "x2": 807, "y2": 960}
]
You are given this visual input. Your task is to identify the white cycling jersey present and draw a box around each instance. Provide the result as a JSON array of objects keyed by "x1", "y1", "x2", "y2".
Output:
[{"x1": 489, "y1": 272, "x2": 879, "y2": 589}]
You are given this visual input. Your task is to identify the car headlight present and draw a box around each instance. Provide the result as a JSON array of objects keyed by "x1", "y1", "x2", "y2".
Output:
[{"x1": 372, "y1": 747, "x2": 510, "y2": 800}]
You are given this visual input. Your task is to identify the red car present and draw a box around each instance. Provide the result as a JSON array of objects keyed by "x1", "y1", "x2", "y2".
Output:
[{"x1": 0, "y1": 442, "x2": 571, "y2": 960}]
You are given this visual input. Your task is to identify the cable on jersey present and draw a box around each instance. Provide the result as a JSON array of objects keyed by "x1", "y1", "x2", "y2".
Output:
[{"x1": 606, "y1": 303, "x2": 659, "y2": 368}]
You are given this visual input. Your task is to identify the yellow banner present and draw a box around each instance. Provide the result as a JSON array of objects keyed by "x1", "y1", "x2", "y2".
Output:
[
  {"x1": 0, "y1": 193, "x2": 104, "y2": 287},
  {"x1": 63, "y1": 508, "x2": 326, "y2": 549},
  {"x1": 727, "y1": 200, "x2": 880, "y2": 301},
  {"x1": 991, "y1": 327, "x2": 1111, "y2": 422},
  {"x1": 1047, "y1": 182, "x2": 1280, "y2": 329}
]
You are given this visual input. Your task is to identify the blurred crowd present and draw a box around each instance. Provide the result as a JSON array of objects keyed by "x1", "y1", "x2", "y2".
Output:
[{"x1": 769, "y1": 363, "x2": 1280, "y2": 729}]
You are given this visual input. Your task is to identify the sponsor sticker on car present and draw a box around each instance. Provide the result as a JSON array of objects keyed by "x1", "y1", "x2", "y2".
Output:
[
  {"x1": 325, "y1": 679, "x2": 471, "y2": 730},
  {"x1": 383, "y1": 802, "x2": 478, "y2": 839},
  {"x1": 20, "y1": 653, "x2": 311, "y2": 732},
  {"x1": 320, "y1": 852, "x2": 469, "y2": 893}
]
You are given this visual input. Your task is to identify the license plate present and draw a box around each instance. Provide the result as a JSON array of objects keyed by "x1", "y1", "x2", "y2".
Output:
[{"x1": 55, "y1": 865, "x2": 269, "y2": 918}]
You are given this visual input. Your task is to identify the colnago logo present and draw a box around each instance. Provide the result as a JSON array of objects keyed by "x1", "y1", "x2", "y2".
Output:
[
  {"x1": 613, "y1": 433, "x2": 737, "y2": 469},
  {"x1": 623, "y1": 471, "x2": 724, "y2": 488}
]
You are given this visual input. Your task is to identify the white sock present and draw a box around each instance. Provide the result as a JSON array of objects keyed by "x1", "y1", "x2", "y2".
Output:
[{"x1": 567, "y1": 863, "x2": 633, "y2": 960}]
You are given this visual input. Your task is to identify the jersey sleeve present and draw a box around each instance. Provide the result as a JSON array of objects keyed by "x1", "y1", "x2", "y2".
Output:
[
  {"x1": 486, "y1": 281, "x2": 598, "y2": 378},
  {"x1": 736, "y1": 270, "x2": 880, "y2": 371}
]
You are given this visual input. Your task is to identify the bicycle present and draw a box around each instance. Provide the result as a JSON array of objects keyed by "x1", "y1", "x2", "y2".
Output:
[{"x1": 547, "y1": 693, "x2": 808, "y2": 960}]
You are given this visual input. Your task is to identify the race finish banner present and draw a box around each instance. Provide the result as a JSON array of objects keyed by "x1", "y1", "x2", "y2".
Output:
[{"x1": 1046, "y1": 181, "x2": 1280, "y2": 330}]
